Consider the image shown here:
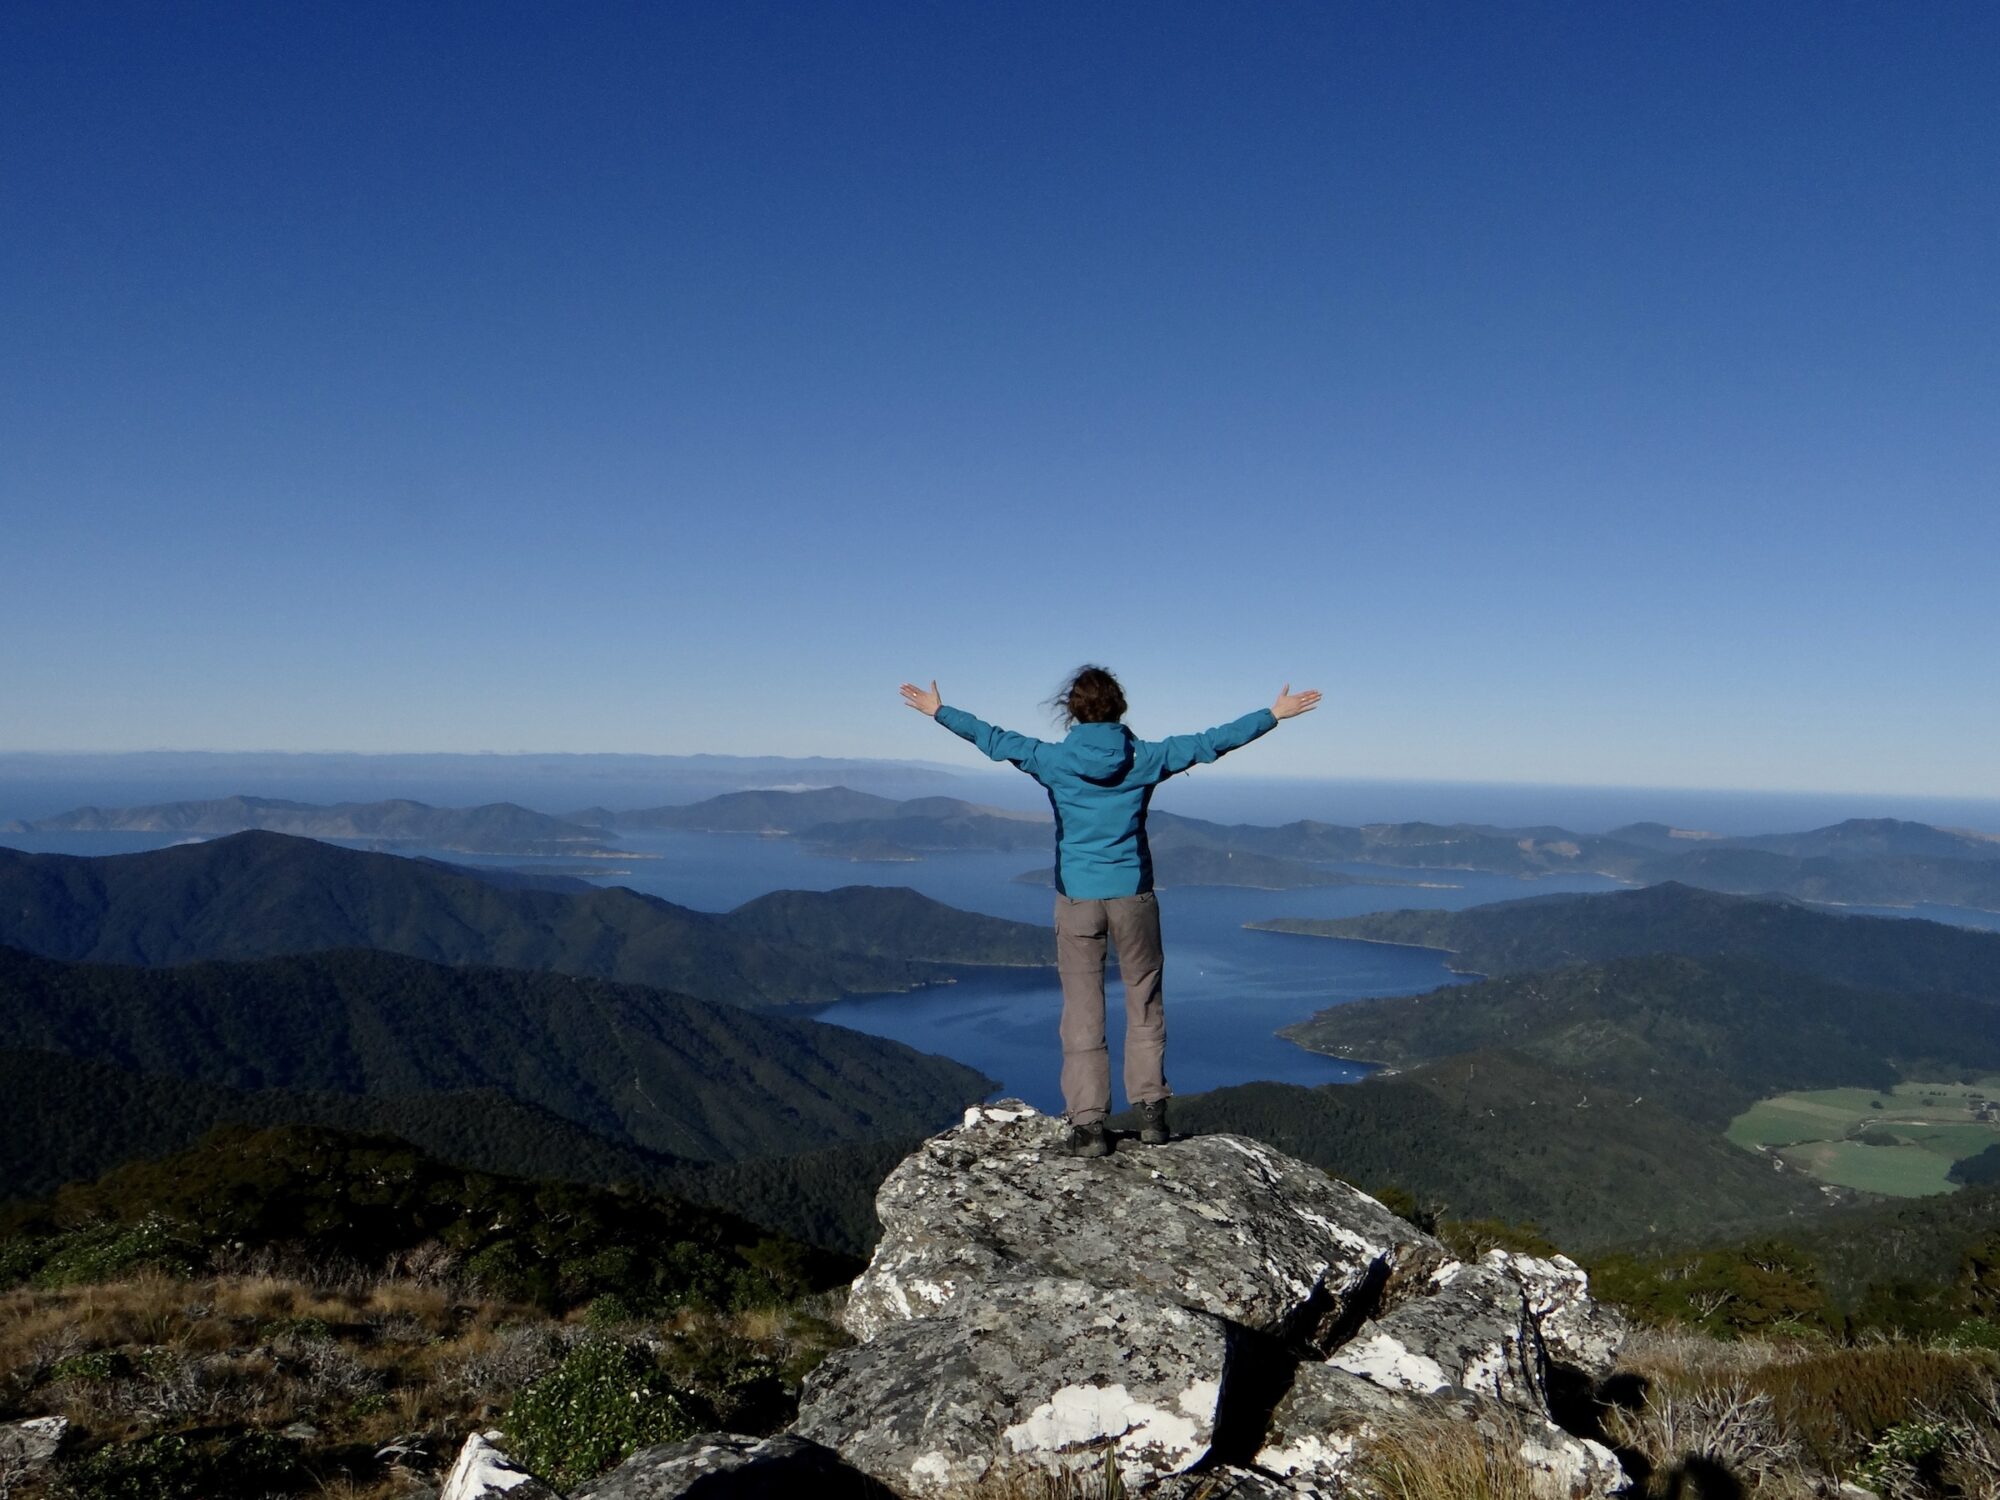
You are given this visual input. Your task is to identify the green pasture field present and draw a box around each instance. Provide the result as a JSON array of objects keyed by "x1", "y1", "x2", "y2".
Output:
[
  {"x1": 1726, "y1": 1078, "x2": 2000, "y2": 1198},
  {"x1": 1777, "y1": 1138, "x2": 1956, "y2": 1196}
]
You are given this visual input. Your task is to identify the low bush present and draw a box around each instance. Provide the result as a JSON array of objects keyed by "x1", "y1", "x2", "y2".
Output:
[
  {"x1": 502, "y1": 1336, "x2": 697, "y2": 1490},
  {"x1": 53, "y1": 1429, "x2": 297, "y2": 1500},
  {"x1": 9, "y1": 1218, "x2": 201, "y2": 1290}
]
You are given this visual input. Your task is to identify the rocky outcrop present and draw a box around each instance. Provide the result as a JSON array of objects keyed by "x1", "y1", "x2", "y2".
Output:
[
  {"x1": 570, "y1": 1432, "x2": 893, "y2": 1497},
  {"x1": 439, "y1": 1430, "x2": 559, "y2": 1500},
  {"x1": 844, "y1": 1102, "x2": 1445, "y2": 1349},
  {"x1": 795, "y1": 1103, "x2": 1629, "y2": 1497},
  {"x1": 1257, "y1": 1363, "x2": 1623, "y2": 1498},
  {"x1": 797, "y1": 1277, "x2": 1232, "y2": 1493},
  {"x1": 0, "y1": 1416, "x2": 67, "y2": 1479},
  {"x1": 532, "y1": 1102, "x2": 1630, "y2": 1497}
]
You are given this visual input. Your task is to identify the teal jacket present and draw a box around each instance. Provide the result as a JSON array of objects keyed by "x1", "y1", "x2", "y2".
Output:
[{"x1": 934, "y1": 705, "x2": 1279, "y2": 898}]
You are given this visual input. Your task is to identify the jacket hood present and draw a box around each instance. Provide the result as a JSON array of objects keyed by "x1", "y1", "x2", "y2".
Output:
[{"x1": 1063, "y1": 721, "x2": 1135, "y2": 784}]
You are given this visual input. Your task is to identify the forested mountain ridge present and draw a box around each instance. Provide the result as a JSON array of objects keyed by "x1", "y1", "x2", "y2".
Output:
[
  {"x1": 0, "y1": 1048, "x2": 915, "y2": 1256},
  {"x1": 601, "y1": 786, "x2": 1045, "y2": 833},
  {"x1": 1251, "y1": 881, "x2": 2000, "y2": 1000},
  {"x1": 0, "y1": 832, "x2": 1051, "y2": 1006},
  {"x1": 724, "y1": 885, "x2": 1051, "y2": 962},
  {"x1": 1161, "y1": 1051, "x2": 1829, "y2": 1249},
  {"x1": 1279, "y1": 954, "x2": 2000, "y2": 1126},
  {"x1": 0, "y1": 944, "x2": 992, "y2": 1162}
]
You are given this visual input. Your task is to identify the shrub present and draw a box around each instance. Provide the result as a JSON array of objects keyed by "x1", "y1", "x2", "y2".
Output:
[
  {"x1": 53, "y1": 1430, "x2": 296, "y2": 1500},
  {"x1": 21, "y1": 1218, "x2": 200, "y2": 1289},
  {"x1": 1944, "y1": 1316, "x2": 2000, "y2": 1351},
  {"x1": 47, "y1": 1352, "x2": 124, "y2": 1385},
  {"x1": 1438, "y1": 1218, "x2": 1559, "y2": 1262},
  {"x1": 502, "y1": 1337, "x2": 696, "y2": 1490},
  {"x1": 1589, "y1": 1241, "x2": 1827, "y2": 1337},
  {"x1": 582, "y1": 1293, "x2": 636, "y2": 1330},
  {"x1": 1852, "y1": 1418, "x2": 1954, "y2": 1495}
]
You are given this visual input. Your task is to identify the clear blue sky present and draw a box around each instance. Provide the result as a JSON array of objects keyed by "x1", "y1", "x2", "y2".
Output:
[{"x1": 4, "y1": 3, "x2": 1995, "y2": 794}]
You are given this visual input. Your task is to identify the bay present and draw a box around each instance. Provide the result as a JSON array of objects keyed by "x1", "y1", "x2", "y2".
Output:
[{"x1": 8, "y1": 766, "x2": 1999, "y2": 1115}]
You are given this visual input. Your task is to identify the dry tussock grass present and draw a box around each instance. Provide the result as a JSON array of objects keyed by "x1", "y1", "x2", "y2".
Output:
[
  {"x1": 1940, "y1": 1386, "x2": 2000, "y2": 1497},
  {"x1": 1355, "y1": 1417, "x2": 1542, "y2": 1500},
  {"x1": 0, "y1": 1270, "x2": 854, "y2": 1494},
  {"x1": 1610, "y1": 1325, "x2": 2000, "y2": 1496}
]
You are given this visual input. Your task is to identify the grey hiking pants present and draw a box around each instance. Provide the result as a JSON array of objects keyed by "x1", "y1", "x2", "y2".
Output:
[{"x1": 1054, "y1": 891, "x2": 1168, "y2": 1124}]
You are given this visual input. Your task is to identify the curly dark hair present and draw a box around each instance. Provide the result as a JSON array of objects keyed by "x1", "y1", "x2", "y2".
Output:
[{"x1": 1050, "y1": 665, "x2": 1127, "y2": 727}]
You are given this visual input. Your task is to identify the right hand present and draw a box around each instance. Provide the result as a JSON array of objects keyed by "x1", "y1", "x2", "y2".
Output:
[
  {"x1": 900, "y1": 680, "x2": 942, "y2": 717},
  {"x1": 1272, "y1": 685, "x2": 1322, "y2": 720}
]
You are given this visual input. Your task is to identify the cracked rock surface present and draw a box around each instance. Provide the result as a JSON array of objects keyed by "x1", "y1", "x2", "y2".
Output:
[
  {"x1": 1257, "y1": 1362, "x2": 1624, "y2": 1499},
  {"x1": 797, "y1": 1276, "x2": 1233, "y2": 1495},
  {"x1": 0, "y1": 1416, "x2": 68, "y2": 1475},
  {"x1": 845, "y1": 1102, "x2": 1446, "y2": 1350},
  {"x1": 569, "y1": 1432, "x2": 893, "y2": 1497},
  {"x1": 438, "y1": 1430, "x2": 558, "y2": 1500}
]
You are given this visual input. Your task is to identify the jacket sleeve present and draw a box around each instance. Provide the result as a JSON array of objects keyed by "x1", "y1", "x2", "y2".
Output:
[
  {"x1": 1150, "y1": 708, "x2": 1279, "y2": 780},
  {"x1": 935, "y1": 705, "x2": 1049, "y2": 777}
]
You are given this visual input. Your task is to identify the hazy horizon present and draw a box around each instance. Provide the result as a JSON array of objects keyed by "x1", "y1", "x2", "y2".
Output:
[{"x1": 5, "y1": 746, "x2": 1999, "y2": 838}]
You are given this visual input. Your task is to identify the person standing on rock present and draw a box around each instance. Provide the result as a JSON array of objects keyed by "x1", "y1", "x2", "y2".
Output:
[{"x1": 899, "y1": 667, "x2": 1322, "y2": 1158}]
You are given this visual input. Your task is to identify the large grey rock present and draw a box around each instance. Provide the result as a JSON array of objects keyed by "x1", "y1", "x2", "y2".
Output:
[
  {"x1": 571, "y1": 1432, "x2": 893, "y2": 1498},
  {"x1": 1326, "y1": 1250, "x2": 1627, "y2": 1421},
  {"x1": 437, "y1": 1430, "x2": 557, "y2": 1500},
  {"x1": 1257, "y1": 1363, "x2": 1625, "y2": 1500},
  {"x1": 846, "y1": 1102, "x2": 1445, "y2": 1350},
  {"x1": 1504, "y1": 1251, "x2": 1628, "y2": 1379},
  {"x1": 797, "y1": 1275, "x2": 1231, "y2": 1495},
  {"x1": 1328, "y1": 1257, "x2": 1545, "y2": 1414},
  {"x1": 0, "y1": 1416, "x2": 68, "y2": 1474}
]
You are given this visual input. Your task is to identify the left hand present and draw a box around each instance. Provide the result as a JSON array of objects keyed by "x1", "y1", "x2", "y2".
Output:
[
  {"x1": 900, "y1": 680, "x2": 942, "y2": 717},
  {"x1": 1272, "y1": 685, "x2": 1322, "y2": 720}
]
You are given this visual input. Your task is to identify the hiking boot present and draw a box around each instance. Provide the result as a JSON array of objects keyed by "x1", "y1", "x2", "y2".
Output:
[
  {"x1": 1066, "y1": 1119, "x2": 1112, "y2": 1158},
  {"x1": 1137, "y1": 1099, "x2": 1170, "y2": 1145}
]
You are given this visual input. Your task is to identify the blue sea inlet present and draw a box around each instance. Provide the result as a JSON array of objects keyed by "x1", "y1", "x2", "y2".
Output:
[{"x1": 479, "y1": 831, "x2": 1627, "y2": 1114}]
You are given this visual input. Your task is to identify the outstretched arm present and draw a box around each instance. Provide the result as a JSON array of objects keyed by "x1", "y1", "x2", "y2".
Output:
[
  {"x1": 1153, "y1": 684, "x2": 1322, "y2": 778},
  {"x1": 900, "y1": 680, "x2": 1049, "y2": 775}
]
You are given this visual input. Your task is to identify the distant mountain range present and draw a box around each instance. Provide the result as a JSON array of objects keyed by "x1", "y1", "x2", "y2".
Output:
[
  {"x1": 578, "y1": 791, "x2": 2000, "y2": 913},
  {"x1": 17, "y1": 788, "x2": 1999, "y2": 913},
  {"x1": 6, "y1": 795, "x2": 623, "y2": 856},
  {"x1": 0, "y1": 831, "x2": 1052, "y2": 1007},
  {"x1": 588, "y1": 786, "x2": 1052, "y2": 861}
]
